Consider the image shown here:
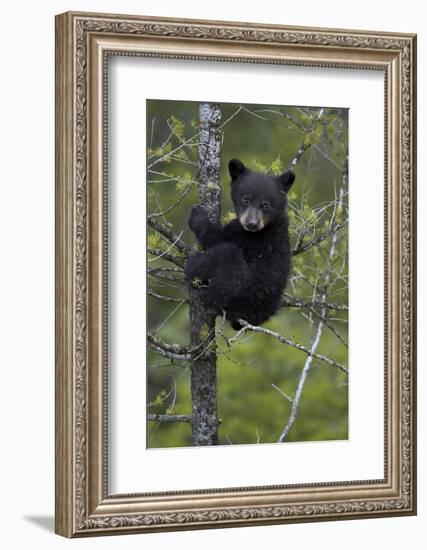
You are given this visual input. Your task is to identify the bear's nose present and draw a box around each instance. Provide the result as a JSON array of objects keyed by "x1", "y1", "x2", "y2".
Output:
[{"x1": 246, "y1": 222, "x2": 259, "y2": 231}]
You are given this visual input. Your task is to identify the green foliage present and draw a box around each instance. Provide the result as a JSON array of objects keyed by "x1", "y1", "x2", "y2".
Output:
[
  {"x1": 148, "y1": 142, "x2": 173, "y2": 162},
  {"x1": 175, "y1": 172, "x2": 194, "y2": 191},
  {"x1": 191, "y1": 276, "x2": 207, "y2": 289},
  {"x1": 169, "y1": 114, "x2": 185, "y2": 139},
  {"x1": 222, "y1": 210, "x2": 237, "y2": 223},
  {"x1": 147, "y1": 232, "x2": 162, "y2": 249},
  {"x1": 270, "y1": 155, "x2": 284, "y2": 175},
  {"x1": 199, "y1": 323, "x2": 210, "y2": 339},
  {"x1": 153, "y1": 389, "x2": 167, "y2": 407},
  {"x1": 303, "y1": 121, "x2": 325, "y2": 147},
  {"x1": 252, "y1": 153, "x2": 283, "y2": 175},
  {"x1": 207, "y1": 181, "x2": 220, "y2": 191},
  {"x1": 251, "y1": 159, "x2": 268, "y2": 173}
]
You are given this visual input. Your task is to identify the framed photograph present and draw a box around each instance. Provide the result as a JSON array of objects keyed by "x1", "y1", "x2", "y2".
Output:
[{"x1": 55, "y1": 11, "x2": 417, "y2": 537}]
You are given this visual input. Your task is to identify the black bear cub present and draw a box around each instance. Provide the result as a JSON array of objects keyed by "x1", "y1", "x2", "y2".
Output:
[{"x1": 185, "y1": 158, "x2": 295, "y2": 330}]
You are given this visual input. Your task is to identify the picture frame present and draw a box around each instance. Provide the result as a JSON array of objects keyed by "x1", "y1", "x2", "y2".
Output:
[{"x1": 55, "y1": 11, "x2": 417, "y2": 537}]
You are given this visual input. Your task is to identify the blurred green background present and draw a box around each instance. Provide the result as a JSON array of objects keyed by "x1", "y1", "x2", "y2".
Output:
[{"x1": 147, "y1": 99, "x2": 348, "y2": 447}]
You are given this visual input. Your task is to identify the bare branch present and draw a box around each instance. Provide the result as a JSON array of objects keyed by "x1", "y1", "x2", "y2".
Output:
[
  {"x1": 148, "y1": 333, "x2": 192, "y2": 361},
  {"x1": 148, "y1": 182, "x2": 193, "y2": 219},
  {"x1": 148, "y1": 322, "x2": 219, "y2": 364},
  {"x1": 284, "y1": 291, "x2": 348, "y2": 348},
  {"x1": 287, "y1": 141, "x2": 311, "y2": 170},
  {"x1": 272, "y1": 383, "x2": 293, "y2": 403},
  {"x1": 232, "y1": 320, "x2": 348, "y2": 373},
  {"x1": 280, "y1": 109, "x2": 346, "y2": 172},
  {"x1": 148, "y1": 270, "x2": 185, "y2": 285},
  {"x1": 292, "y1": 219, "x2": 348, "y2": 256},
  {"x1": 147, "y1": 131, "x2": 199, "y2": 169},
  {"x1": 243, "y1": 105, "x2": 313, "y2": 170},
  {"x1": 147, "y1": 414, "x2": 192, "y2": 423},
  {"x1": 148, "y1": 345, "x2": 191, "y2": 362},
  {"x1": 148, "y1": 247, "x2": 185, "y2": 268},
  {"x1": 148, "y1": 289, "x2": 187, "y2": 304},
  {"x1": 148, "y1": 362, "x2": 188, "y2": 370},
  {"x1": 148, "y1": 129, "x2": 174, "y2": 160},
  {"x1": 279, "y1": 177, "x2": 347, "y2": 442},
  {"x1": 281, "y1": 111, "x2": 305, "y2": 131},
  {"x1": 147, "y1": 217, "x2": 191, "y2": 255},
  {"x1": 281, "y1": 295, "x2": 348, "y2": 312},
  {"x1": 308, "y1": 307, "x2": 348, "y2": 348},
  {"x1": 278, "y1": 314, "x2": 325, "y2": 442},
  {"x1": 218, "y1": 105, "x2": 243, "y2": 129},
  {"x1": 148, "y1": 266, "x2": 183, "y2": 275},
  {"x1": 152, "y1": 300, "x2": 186, "y2": 336}
]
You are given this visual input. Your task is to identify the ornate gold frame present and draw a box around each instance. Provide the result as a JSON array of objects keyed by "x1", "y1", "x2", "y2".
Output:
[{"x1": 55, "y1": 11, "x2": 417, "y2": 537}]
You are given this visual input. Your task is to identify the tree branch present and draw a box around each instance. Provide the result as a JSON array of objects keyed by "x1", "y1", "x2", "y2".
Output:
[
  {"x1": 292, "y1": 219, "x2": 348, "y2": 256},
  {"x1": 148, "y1": 289, "x2": 187, "y2": 304},
  {"x1": 278, "y1": 313, "x2": 326, "y2": 442},
  {"x1": 308, "y1": 307, "x2": 348, "y2": 348},
  {"x1": 278, "y1": 177, "x2": 347, "y2": 442},
  {"x1": 147, "y1": 414, "x2": 192, "y2": 423},
  {"x1": 148, "y1": 182, "x2": 193, "y2": 219},
  {"x1": 148, "y1": 270, "x2": 185, "y2": 285},
  {"x1": 231, "y1": 320, "x2": 347, "y2": 373},
  {"x1": 147, "y1": 217, "x2": 191, "y2": 256},
  {"x1": 147, "y1": 131, "x2": 199, "y2": 169},
  {"x1": 287, "y1": 141, "x2": 311, "y2": 170},
  {"x1": 147, "y1": 333, "x2": 192, "y2": 361},
  {"x1": 148, "y1": 247, "x2": 185, "y2": 268},
  {"x1": 281, "y1": 295, "x2": 348, "y2": 312},
  {"x1": 239, "y1": 105, "x2": 314, "y2": 172}
]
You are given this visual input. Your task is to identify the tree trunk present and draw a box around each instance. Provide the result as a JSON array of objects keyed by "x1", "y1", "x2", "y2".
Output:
[{"x1": 189, "y1": 103, "x2": 222, "y2": 445}]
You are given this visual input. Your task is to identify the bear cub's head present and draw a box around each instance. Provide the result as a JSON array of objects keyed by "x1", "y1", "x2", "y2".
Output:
[{"x1": 229, "y1": 158, "x2": 295, "y2": 233}]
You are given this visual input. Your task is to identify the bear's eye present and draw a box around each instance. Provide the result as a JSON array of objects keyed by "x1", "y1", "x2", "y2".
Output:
[
  {"x1": 262, "y1": 201, "x2": 271, "y2": 212},
  {"x1": 242, "y1": 197, "x2": 251, "y2": 207}
]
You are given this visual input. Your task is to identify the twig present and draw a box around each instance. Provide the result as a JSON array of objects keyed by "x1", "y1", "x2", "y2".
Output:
[
  {"x1": 219, "y1": 105, "x2": 243, "y2": 129},
  {"x1": 241, "y1": 105, "x2": 314, "y2": 172},
  {"x1": 148, "y1": 290, "x2": 187, "y2": 304},
  {"x1": 148, "y1": 246, "x2": 185, "y2": 268},
  {"x1": 152, "y1": 300, "x2": 186, "y2": 336},
  {"x1": 271, "y1": 383, "x2": 293, "y2": 403},
  {"x1": 308, "y1": 307, "x2": 348, "y2": 348},
  {"x1": 292, "y1": 219, "x2": 348, "y2": 256},
  {"x1": 148, "y1": 217, "x2": 191, "y2": 255},
  {"x1": 232, "y1": 320, "x2": 347, "y2": 373},
  {"x1": 148, "y1": 129, "x2": 174, "y2": 160},
  {"x1": 278, "y1": 314, "x2": 325, "y2": 442},
  {"x1": 149, "y1": 182, "x2": 193, "y2": 219},
  {"x1": 147, "y1": 131, "x2": 199, "y2": 169}
]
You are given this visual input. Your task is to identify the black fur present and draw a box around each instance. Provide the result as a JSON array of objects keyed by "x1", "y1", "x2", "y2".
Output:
[{"x1": 185, "y1": 159, "x2": 295, "y2": 329}]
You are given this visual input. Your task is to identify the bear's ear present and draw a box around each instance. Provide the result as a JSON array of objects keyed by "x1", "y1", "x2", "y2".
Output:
[
  {"x1": 229, "y1": 158, "x2": 247, "y2": 180},
  {"x1": 276, "y1": 170, "x2": 296, "y2": 194}
]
